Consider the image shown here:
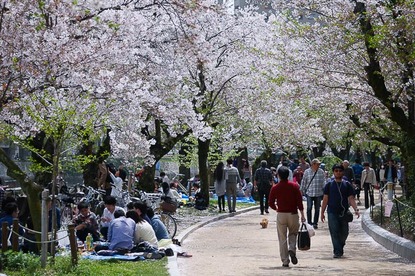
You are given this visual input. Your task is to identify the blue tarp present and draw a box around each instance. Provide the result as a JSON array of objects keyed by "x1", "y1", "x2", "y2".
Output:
[{"x1": 83, "y1": 254, "x2": 144, "y2": 261}]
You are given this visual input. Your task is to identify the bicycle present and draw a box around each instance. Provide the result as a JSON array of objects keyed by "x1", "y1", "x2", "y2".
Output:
[{"x1": 141, "y1": 191, "x2": 178, "y2": 238}]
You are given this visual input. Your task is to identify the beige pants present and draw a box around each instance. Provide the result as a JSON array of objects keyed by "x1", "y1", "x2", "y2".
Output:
[{"x1": 276, "y1": 212, "x2": 300, "y2": 265}]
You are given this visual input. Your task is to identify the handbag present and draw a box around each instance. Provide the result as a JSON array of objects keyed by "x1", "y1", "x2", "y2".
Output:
[
  {"x1": 297, "y1": 223, "x2": 311, "y2": 251},
  {"x1": 343, "y1": 209, "x2": 353, "y2": 223}
]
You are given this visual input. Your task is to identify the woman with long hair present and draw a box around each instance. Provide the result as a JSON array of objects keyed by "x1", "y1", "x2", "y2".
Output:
[{"x1": 214, "y1": 162, "x2": 226, "y2": 212}]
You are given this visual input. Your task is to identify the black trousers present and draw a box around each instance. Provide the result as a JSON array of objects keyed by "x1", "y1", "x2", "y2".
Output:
[
  {"x1": 363, "y1": 182, "x2": 374, "y2": 209},
  {"x1": 258, "y1": 188, "x2": 270, "y2": 213}
]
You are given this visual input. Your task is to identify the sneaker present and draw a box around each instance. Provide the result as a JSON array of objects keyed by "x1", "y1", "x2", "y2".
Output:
[
  {"x1": 313, "y1": 224, "x2": 318, "y2": 229},
  {"x1": 282, "y1": 264, "x2": 289, "y2": 267},
  {"x1": 333, "y1": 254, "x2": 342, "y2": 258},
  {"x1": 260, "y1": 212, "x2": 264, "y2": 215},
  {"x1": 265, "y1": 209, "x2": 269, "y2": 214},
  {"x1": 288, "y1": 250, "x2": 298, "y2": 265}
]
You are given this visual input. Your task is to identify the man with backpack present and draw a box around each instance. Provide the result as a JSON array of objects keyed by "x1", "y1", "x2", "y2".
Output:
[{"x1": 254, "y1": 160, "x2": 273, "y2": 215}]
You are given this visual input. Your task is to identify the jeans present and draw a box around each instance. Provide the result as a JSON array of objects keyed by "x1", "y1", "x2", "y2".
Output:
[
  {"x1": 328, "y1": 212, "x2": 349, "y2": 256},
  {"x1": 306, "y1": 195, "x2": 322, "y2": 226}
]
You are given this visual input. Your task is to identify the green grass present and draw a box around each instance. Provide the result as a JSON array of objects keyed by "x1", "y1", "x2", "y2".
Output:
[{"x1": 1, "y1": 253, "x2": 169, "y2": 276}]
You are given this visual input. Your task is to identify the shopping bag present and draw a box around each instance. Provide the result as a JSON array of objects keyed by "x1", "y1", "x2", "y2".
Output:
[
  {"x1": 297, "y1": 223, "x2": 310, "y2": 251},
  {"x1": 305, "y1": 223, "x2": 315, "y2": 237}
]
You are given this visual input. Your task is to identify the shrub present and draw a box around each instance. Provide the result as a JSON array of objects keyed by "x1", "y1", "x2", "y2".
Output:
[{"x1": 1, "y1": 251, "x2": 40, "y2": 273}]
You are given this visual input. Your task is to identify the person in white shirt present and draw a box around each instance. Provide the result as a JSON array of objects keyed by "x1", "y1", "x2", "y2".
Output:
[
  {"x1": 361, "y1": 162, "x2": 377, "y2": 209},
  {"x1": 108, "y1": 168, "x2": 123, "y2": 199},
  {"x1": 126, "y1": 210, "x2": 158, "y2": 248},
  {"x1": 100, "y1": 196, "x2": 124, "y2": 240}
]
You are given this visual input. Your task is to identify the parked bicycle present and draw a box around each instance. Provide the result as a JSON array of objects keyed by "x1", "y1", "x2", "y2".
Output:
[{"x1": 143, "y1": 192, "x2": 177, "y2": 238}]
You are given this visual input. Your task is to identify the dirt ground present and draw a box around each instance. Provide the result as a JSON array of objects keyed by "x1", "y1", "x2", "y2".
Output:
[{"x1": 175, "y1": 208, "x2": 414, "y2": 276}]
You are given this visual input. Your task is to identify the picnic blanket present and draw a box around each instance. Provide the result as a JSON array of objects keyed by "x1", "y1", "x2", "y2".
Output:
[{"x1": 82, "y1": 253, "x2": 145, "y2": 261}]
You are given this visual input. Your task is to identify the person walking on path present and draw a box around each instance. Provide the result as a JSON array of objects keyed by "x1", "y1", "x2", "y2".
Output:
[
  {"x1": 342, "y1": 160, "x2": 355, "y2": 184},
  {"x1": 352, "y1": 159, "x2": 364, "y2": 204},
  {"x1": 224, "y1": 158, "x2": 241, "y2": 213},
  {"x1": 321, "y1": 164, "x2": 360, "y2": 258},
  {"x1": 300, "y1": 158, "x2": 326, "y2": 229},
  {"x1": 361, "y1": 162, "x2": 377, "y2": 209},
  {"x1": 384, "y1": 159, "x2": 398, "y2": 190},
  {"x1": 269, "y1": 166, "x2": 306, "y2": 268},
  {"x1": 214, "y1": 161, "x2": 226, "y2": 212},
  {"x1": 254, "y1": 160, "x2": 273, "y2": 215}
]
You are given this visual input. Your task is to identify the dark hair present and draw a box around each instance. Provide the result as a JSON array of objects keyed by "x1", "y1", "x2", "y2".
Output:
[
  {"x1": 126, "y1": 210, "x2": 140, "y2": 223},
  {"x1": 107, "y1": 163, "x2": 116, "y2": 174},
  {"x1": 2, "y1": 196, "x2": 16, "y2": 210},
  {"x1": 146, "y1": 208, "x2": 155, "y2": 219},
  {"x1": 192, "y1": 182, "x2": 200, "y2": 188},
  {"x1": 332, "y1": 164, "x2": 344, "y2": 172},
  {"x1": 104, "y1": 196, "x2": 117, "y2": 205},
  {"x1": 126, "y1": 201, "x2": 134, "y2": 210},
  {"x1": 214, "y1": 162, "x2": 224, "y2": 182},
  {"x1": 363, "y1": 162, "x2": 370, "y2": 167},
  {"x1": 133, "y1": 201, "x2": 148, "y2": 214},
  {"x1": 118, "y1": 169, "x2": 127, "y2": 181},
  {"x1": 114, "y1": 209, "x2": 125, "y2": 219},
  {"x1": 277, "y1": 166, "x2": 289, "y2": 180},
  {"x1": 162, "y1": 182, "x2": 170, "y2": 194},
  {"x1": 4, "y1": 202, "x2": 18, "y2": 215},
  {"x1": 77, "y1": 201, "x2": 89, "y2": 211},
  {"x1": 160, "y1": 172, "x2": 166, "y2": 177},
  {"x1": 226, "y1": 158, "x2": 233, "y2": 165}
]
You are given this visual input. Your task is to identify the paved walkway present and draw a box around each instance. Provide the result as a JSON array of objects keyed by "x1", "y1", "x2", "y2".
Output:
[{"x1": 173, "y1": 206, "x2": 414, "y2": 275}]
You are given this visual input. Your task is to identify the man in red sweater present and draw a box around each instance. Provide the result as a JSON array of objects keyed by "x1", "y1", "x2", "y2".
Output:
[{"x1": 269, "y1": 166, "x2": 306, "y2": 268}]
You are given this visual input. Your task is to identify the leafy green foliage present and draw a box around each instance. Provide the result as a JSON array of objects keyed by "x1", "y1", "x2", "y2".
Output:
[
  {"x1": 1, "y1": 251, "x2": 40, "y2": 273},
  {"x1": 372, "y1": 199, "x2": 415, "y2": 241}
]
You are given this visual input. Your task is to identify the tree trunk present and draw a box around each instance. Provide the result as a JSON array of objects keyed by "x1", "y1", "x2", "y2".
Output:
[
  {"x1": 0, "y1": 147, "x2": 43, "y2": 233},
  {"x1": 138, "y1": 165, "x2": 156, "y2": 192},
  {"x1": 81, "y1": 129, "x2": 111, "y2": 188},
  {"x1": 197, "y1": 138, "x2": 210, "y2": 207}
]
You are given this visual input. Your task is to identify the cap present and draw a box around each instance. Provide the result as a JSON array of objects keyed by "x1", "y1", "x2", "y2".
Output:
[{"x1": 311, "y1": 158, "x2": 321, "y2": 164}]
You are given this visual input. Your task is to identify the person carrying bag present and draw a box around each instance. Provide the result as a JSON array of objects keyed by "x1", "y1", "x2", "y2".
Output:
[{"x1": 320, "y1": 164, "x2": 360, "y2": 258}]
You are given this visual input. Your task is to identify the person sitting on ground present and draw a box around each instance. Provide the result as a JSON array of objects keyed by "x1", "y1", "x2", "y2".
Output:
[
  {"x1": 146, "y1": 208, "x2": 169, "y2": 241},
  {"x1": 126, "y1": 201, "x2": 151, "y2": 224},
  {"x1": 0, "y1": 196, "x2": 17, "y2": 219},
  {"x1": 243, "y1": 178, "x2": 253, "y2": 198},
  {"x1": 192, "y1": 182, "x2": 206, "y2": 210},
  {"x1": 0, "y1": 202, "x2": 25, "y2": 247},
  {"x1": 73, "y1": 202, "x2": 101, "y2": 242},
  {"x1": 100, "y1": 196, "x2": 124, "y2": 240},
  {"x1": 169, "y1": 183, "x2": 183, "y2": 202},
  {"x1": 95, "y1": 209, "x2": 136, "y2": 254},
  {"x1": 126, "y1": 210, "x2": 158, "y2": 249}
]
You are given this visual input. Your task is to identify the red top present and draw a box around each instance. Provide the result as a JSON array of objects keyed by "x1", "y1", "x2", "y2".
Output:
[{"x1": 268, "y1": 180, "x2": 304, "y2": 213}]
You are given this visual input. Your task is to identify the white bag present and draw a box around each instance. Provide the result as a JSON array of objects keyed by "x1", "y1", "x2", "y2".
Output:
[{"x1": 305, "y1": 223, "x2": 315, "y2": 237}]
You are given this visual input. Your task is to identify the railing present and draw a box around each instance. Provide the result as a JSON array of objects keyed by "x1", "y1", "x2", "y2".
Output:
[
  {"x1": 1, "y1": 190, "x2": 79, "y2": 267},
  {"x1": 375, "y1": 182, "x2": 413, "y2": 238}
]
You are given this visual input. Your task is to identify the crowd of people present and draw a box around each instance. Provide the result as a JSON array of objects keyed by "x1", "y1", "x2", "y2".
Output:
[{"x1": 260, "y1": 155, "x2": 404, "y2": 267}]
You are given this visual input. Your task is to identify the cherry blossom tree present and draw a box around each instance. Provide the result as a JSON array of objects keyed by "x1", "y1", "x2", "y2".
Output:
[{"x1": 271, "y1": 0, "x2": 415, "y2": 198}]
